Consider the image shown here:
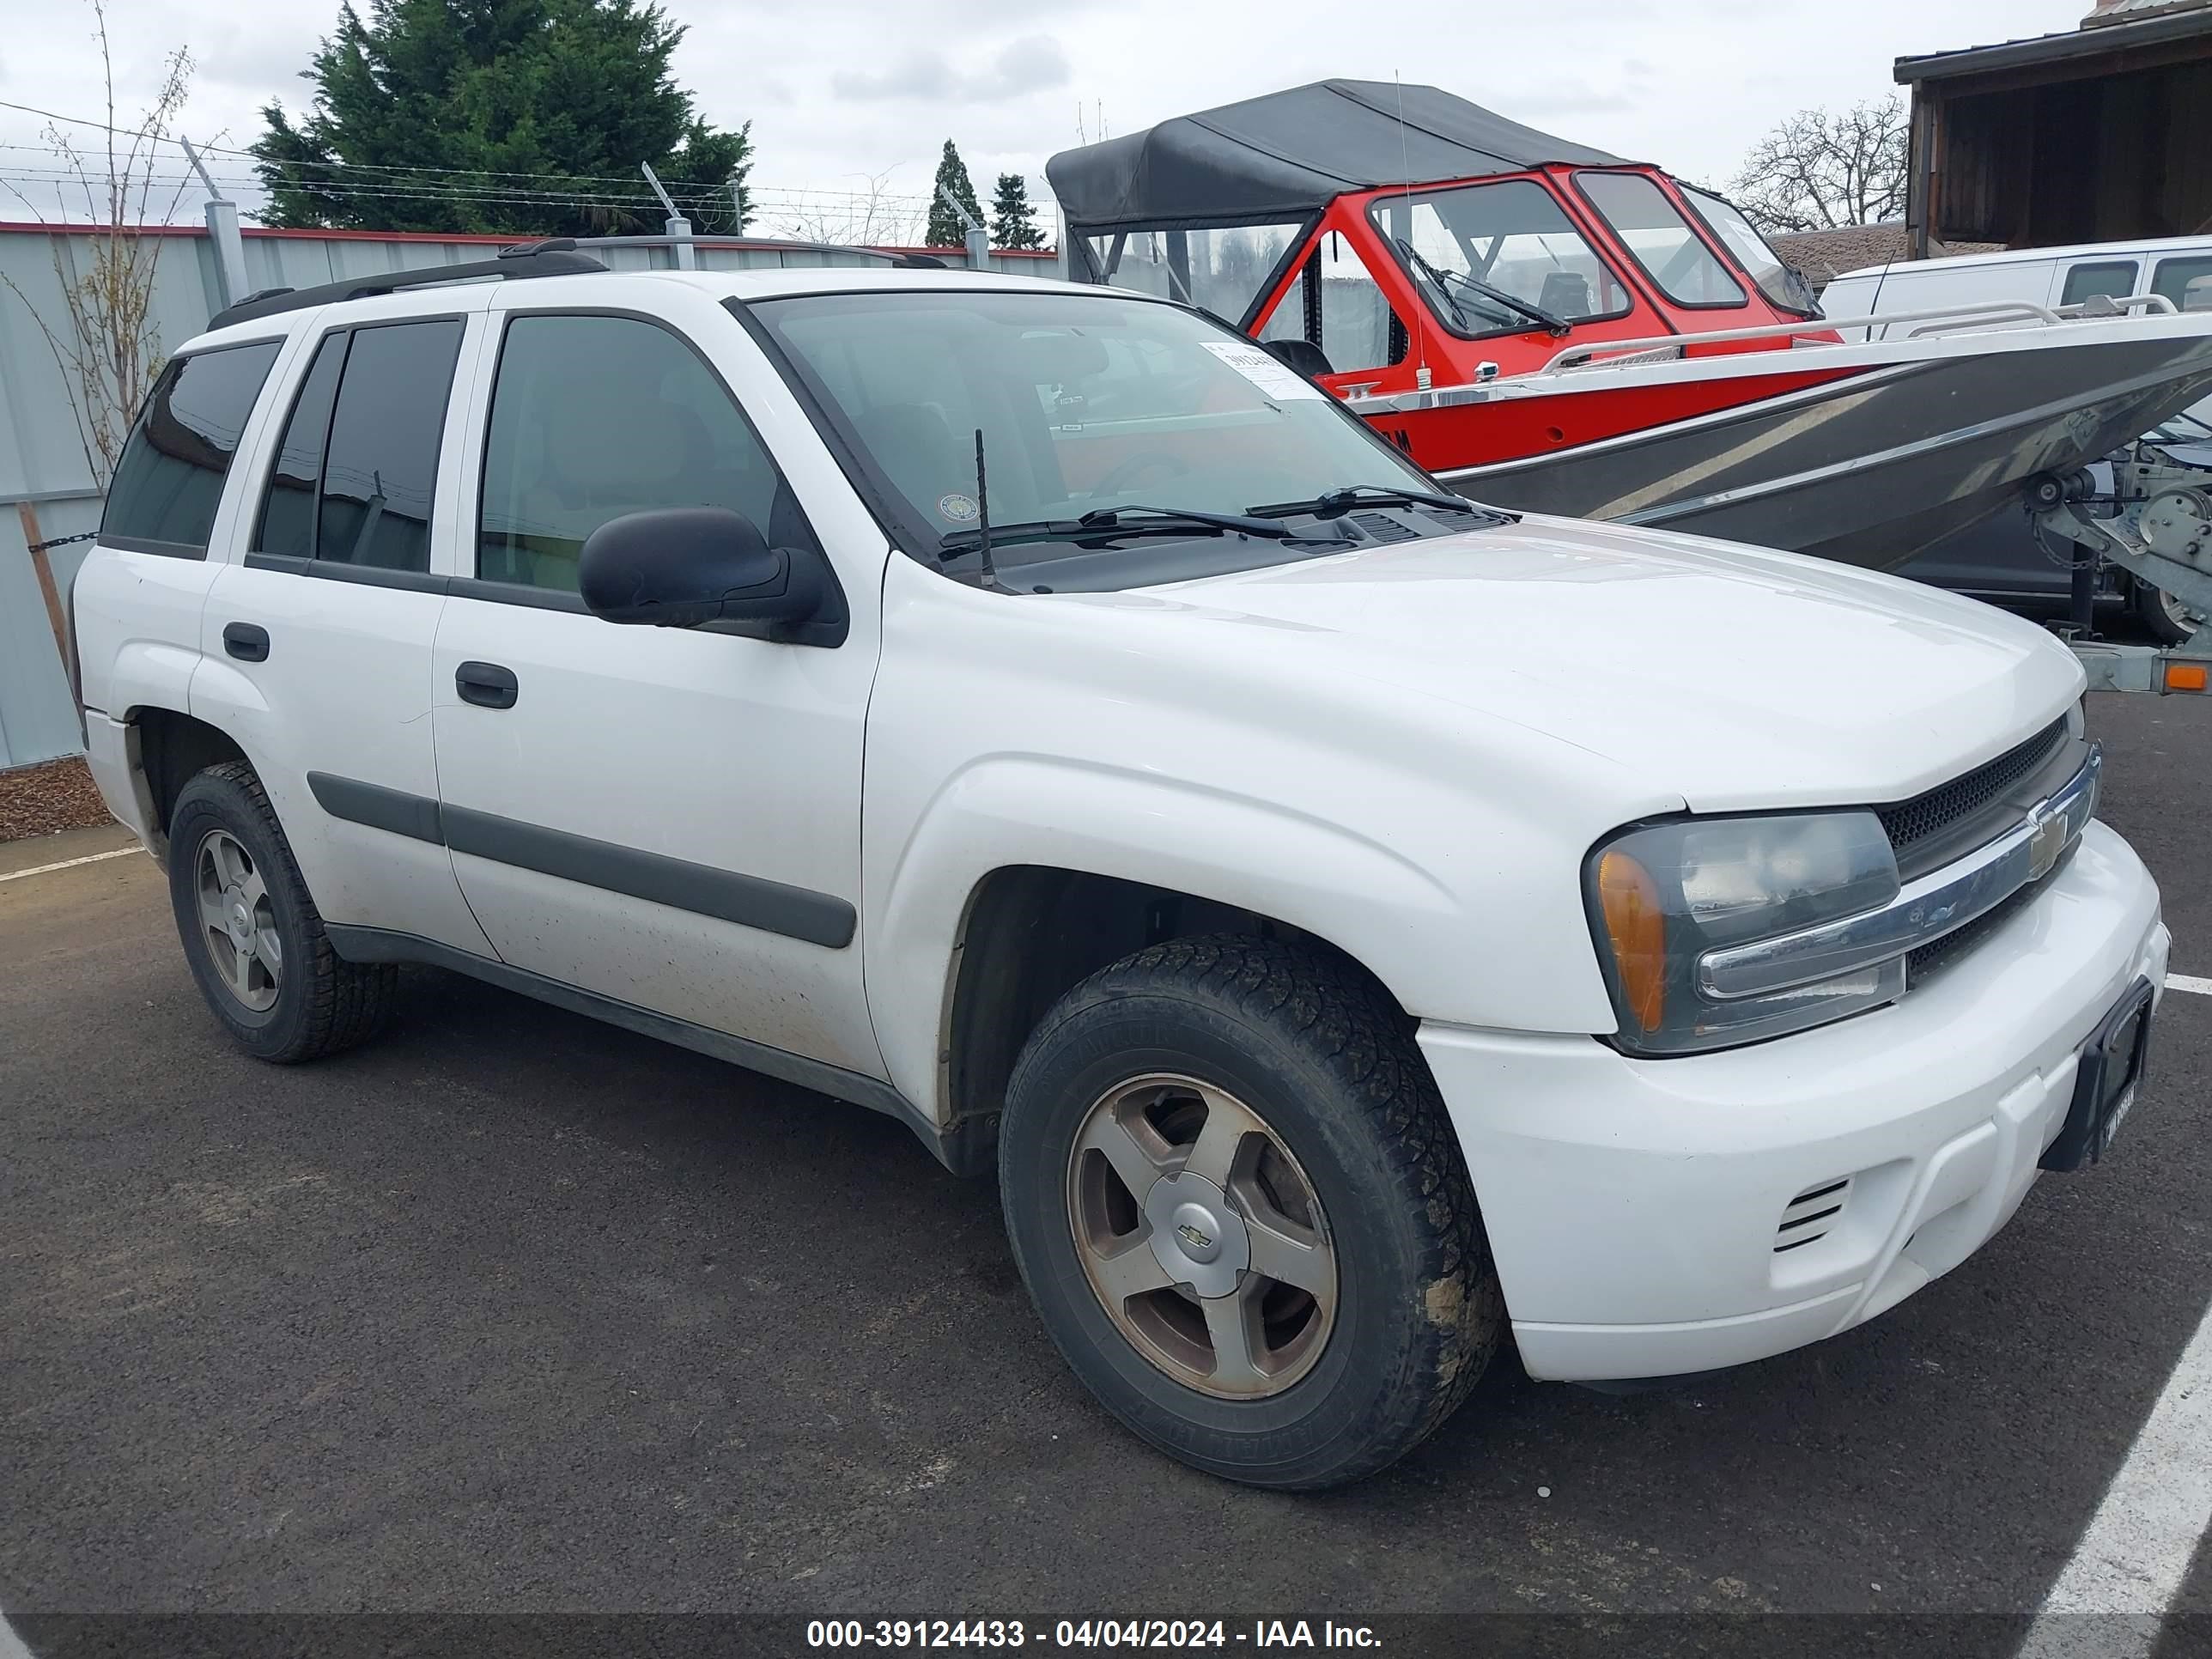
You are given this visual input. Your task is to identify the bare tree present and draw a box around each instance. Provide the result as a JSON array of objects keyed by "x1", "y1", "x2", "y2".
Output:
[
  {"x1": 0, "y1": 2, "x2": 195, "y2": 488},
  {"x1": 1728, "y1": 96, "x2": 1908, "y2": 234},
  {"x1": 772, "y1": 169, "x2": 930, "y2": 247}
]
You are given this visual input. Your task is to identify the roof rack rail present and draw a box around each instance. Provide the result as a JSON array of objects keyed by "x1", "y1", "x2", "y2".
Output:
[
  {"x1": 207, "y1": 238, "x2": 608, "y2": 331},
  {"x1": 561, "y1": 233, "x2": 949, "y2": 268}
]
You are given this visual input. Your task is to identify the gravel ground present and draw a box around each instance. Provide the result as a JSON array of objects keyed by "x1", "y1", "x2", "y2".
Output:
[{"x1": 0, "y1": 757, "x2": 113, "y2": 843}]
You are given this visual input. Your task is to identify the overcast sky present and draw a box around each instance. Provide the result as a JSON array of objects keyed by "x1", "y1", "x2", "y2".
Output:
[{"x1": 0, "y1": 0, "x2": 2092, "y2": 240}]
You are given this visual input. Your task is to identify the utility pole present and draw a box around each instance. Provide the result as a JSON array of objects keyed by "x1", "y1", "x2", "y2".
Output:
[
  {"x1": 181, "y1": 136, "x2": 249, "y2": 314},
  {"x1": 641, "y1": 162, "x2": 696, "y2": 269}
]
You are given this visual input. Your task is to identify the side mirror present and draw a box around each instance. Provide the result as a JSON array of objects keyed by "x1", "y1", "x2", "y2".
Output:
[{"x1": 578, "y1": 507, "x2": 827, "y2": 631}]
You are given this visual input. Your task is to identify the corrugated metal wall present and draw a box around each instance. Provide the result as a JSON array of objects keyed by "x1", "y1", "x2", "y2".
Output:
[{"x1": 0, "y1": 222, "x2": 1061, "y2": 768}]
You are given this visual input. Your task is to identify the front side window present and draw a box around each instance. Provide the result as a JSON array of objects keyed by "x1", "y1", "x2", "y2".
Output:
[
  {"x1": 478, "y1": 313, "x2": 816, "y2": 592},
  {"x1": 1366, "y1": 179, "x2": 1631, "y2": 339},
  {"x1": 313, "y1": 320, "x2": 465, "y2": 573},
  {"x1": 2061, "y1": 261, "x2": 2138, "y2": 307},
  {"x1": 751, "y1": 289, "x2": 1446, "y2": 589},
  {"x1": 1680, "y1": 185, "x2": 1820, "y2": 316},
  {"x1": 1575, "y1": 172, "x2": 1746, "y2": 308},
  {"x1": 103, "y1": 341, "x2": 282, "y2": 554},
  {"x1": 2153, "y1": 255, "x2": 2212, "y2": 313},
  {"x1": 1085, "y1": 222, "x2": 1306, "y2": 326},
  {"x1": 1256, "y1": 232, "x2": 1407, "y2": 375}
]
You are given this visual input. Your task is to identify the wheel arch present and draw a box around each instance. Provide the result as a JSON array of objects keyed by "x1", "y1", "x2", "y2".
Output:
[
  {"x1": 120, "y1": 702, "x2": 253, "y2": 863},
  {"x1": 928, "y1": 864, "x2": 1412, "y2": 1176}
]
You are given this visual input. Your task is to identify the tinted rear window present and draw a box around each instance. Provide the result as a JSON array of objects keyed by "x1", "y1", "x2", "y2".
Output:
[
  {"x1": 102, "y1": 342, "x2": 282, "y2": 554},
  {"x1": 314, "y1": 319, "x2": 464, "y2": 572}
]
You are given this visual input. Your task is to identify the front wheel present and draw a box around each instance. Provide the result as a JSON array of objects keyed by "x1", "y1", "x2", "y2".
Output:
[{"x1": 998, "y1": 935, "x2": 1502, "y2": 1488}]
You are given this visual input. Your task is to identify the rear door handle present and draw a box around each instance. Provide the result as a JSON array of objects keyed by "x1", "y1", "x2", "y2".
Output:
[
  {"x1": 222, "y1": 623, "x2": 270, "y2": 662},
  {"x1": 455, "y1": 660, "x2": 519, "y2": 709}
]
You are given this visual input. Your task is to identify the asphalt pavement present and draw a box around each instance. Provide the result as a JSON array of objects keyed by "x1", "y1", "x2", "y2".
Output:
[{"x1": 2, "y1": 693, "x2": 2209, "y2": 1659}]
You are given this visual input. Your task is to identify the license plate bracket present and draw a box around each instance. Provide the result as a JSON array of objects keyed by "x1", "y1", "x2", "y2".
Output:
[{"x1": 2041, "y1": 978, "x2": 2155, "y2": 1172}]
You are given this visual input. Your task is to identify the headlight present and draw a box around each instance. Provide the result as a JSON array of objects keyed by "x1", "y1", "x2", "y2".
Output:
[{"x1": 1584, "y1": 811, "x2": 1901, "y2": 1055}]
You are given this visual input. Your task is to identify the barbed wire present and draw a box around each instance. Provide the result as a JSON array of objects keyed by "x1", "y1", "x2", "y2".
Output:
[{"x1": 0, "y1": 99, "x2": 1018, "y2": 208}]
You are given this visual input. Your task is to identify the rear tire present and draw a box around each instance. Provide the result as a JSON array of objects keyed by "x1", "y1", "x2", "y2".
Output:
[
  {"x1": 167, "y1": 761, "x2": 396, "y2": 1063},
  {"x1": 998, "y1": 934, "x2": 1502, "y2": 1489}
]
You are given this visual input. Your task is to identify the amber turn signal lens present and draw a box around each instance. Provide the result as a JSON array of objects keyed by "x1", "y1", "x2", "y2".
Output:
[
  {"x1": 1596, "y1": 849, "x2": 1667, "y2": 1032},
  {"x1": 2163, "y1": 662, "x2": 2209, "y2": 693}
]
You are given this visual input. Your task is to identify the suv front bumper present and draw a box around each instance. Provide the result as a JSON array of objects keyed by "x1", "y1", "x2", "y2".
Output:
[{"x1": 1419, "y1": 819, "x2": 2167, "y2": 1382}]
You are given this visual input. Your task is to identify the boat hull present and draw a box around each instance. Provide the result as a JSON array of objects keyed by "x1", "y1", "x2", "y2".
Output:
[{"x1": 1412, "y1": 324, "x2": 2212, "y2": 569}]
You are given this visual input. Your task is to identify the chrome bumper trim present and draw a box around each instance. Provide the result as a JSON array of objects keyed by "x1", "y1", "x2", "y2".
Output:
[{"x1": 1698, "y1": 744, "x2": 2102, "y2": 1001}]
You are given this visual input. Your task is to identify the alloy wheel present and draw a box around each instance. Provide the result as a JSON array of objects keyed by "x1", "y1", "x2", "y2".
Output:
[
  {"x1": 194, "y1": 828, "x2": 282, "y2": 1013},
  {"x1": 1066, "y1": 1073, "x2": 1338, "y2": 1399}
]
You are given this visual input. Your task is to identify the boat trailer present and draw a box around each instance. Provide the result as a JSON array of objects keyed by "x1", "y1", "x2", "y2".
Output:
[{"x1": 2031, "y1": 470, "x2": 2212, "y2": 695}]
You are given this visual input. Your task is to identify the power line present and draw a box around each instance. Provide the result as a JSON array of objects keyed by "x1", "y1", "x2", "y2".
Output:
[{"x1": 0, "y1": 98, "x2": 737, "y2": 191}]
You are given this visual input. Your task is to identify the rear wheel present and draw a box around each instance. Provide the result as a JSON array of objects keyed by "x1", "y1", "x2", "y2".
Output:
[
  {"x1": 998, "y1": 935, "x2": 1502, "y2": 1488},
  {"x1": 167, "y1": 761, "x2": 396, "y2": 1062}
]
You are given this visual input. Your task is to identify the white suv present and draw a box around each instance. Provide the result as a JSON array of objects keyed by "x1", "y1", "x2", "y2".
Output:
[{"x1": 71, "y1": 245, "x2": 2169, "y2": 1487}]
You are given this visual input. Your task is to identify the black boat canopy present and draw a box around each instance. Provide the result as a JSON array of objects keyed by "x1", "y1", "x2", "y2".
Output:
[{"x1": 1045, "y1": 79, "x2": 1630, "y2": 237}]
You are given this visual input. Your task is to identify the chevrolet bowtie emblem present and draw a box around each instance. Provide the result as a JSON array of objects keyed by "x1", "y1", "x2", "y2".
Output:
[
  {"x1": 1176, "y1": 1222, "x2": 1214, "y2": 1251},
  {"x1": 2027, "y1": 803, "x2": 2068, "y2": 881}
]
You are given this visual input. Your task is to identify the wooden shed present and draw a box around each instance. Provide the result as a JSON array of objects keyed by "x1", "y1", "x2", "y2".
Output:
[{"x1": 1896, "y1": 0, "x2": 2212, "y2": 257}]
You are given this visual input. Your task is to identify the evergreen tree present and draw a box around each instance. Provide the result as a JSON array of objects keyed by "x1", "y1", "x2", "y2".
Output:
[
  {"x1": 926, "y1": 139, "x2": 982, "y2": 246},
  {"x1": 254, "y1": 0, "x2": 751, "y2": 237},
  {"x1": 989, "y1": 173, "x2": 1045, "y2": 251}
]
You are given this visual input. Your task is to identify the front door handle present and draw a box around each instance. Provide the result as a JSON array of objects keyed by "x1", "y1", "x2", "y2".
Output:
[
  {"x1": 222, "y1": 623, "x2": 270, "y2": 662},
  {"x1": 455, "y1": 660, "x2": 519, "y2": 709}
]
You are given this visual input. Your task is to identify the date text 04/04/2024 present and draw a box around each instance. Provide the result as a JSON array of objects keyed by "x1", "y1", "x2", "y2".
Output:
[{"x1": 804, "y1": 1620, "x2": 1382, "y2": 1648}]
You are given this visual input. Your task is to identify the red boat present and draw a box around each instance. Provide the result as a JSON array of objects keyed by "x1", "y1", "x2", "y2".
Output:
[{"x1": 1048, "y1": 81, "x2": 2212, "y2": 568}]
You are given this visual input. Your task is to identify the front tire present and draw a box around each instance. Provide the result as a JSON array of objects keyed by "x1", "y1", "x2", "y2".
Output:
[
  {"x1": 167, "y1": 761, "x2": 396, "y2": 1063},
  {"x1": 998, "y1": 935, "x2": 1502, "y2": 1489}
]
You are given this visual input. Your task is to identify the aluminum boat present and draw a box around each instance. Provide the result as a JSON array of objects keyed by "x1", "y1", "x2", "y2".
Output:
[{"x1": 1048, "y1": 80, "x2": 2212, "y2": 568}]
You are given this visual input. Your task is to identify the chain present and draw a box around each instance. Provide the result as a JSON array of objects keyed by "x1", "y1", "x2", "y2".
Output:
[{"x1": 26, "y1": 531, "x2": 96, "y2": 554}]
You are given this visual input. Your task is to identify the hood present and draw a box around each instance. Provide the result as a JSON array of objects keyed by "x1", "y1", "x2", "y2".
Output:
[{"x1": 1127, "y1": 514, "x2": 2084, "y2": 814}]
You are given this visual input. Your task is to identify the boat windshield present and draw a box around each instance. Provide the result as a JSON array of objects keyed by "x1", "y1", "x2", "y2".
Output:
[
  {"x1": 746, "y1": 289, "x2": 1449, "y2": 586},
  {"x1": 1366, "y1": 179, "x2": 1632, "y2": 338},
  {"x1": 1680, "y1": 185, "x2": 1821, "y2": 317},
  {"x1": 1082, "y1": 222, "x2": 1306, "y2": 325},
  {"x1": 1574, "y1": 172, "x2": 1746, "y2": 308}
]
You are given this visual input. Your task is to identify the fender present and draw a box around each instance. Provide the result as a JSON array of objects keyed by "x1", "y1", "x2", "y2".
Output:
[{"x1": 865, "y1": 753, "x2": 1616, "y2": 1123}]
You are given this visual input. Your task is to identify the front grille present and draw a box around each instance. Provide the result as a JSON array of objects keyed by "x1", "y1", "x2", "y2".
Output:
[
  {"x1": 1906, "y1": 880, "x2": 2039, "y2": 987},
  {"x1": 1775, "y1": 1177, "x2": 1851, "y2": 1253},
  {"x1": 1875, "y1": 718, "x2": 2069, "y2": 874}
]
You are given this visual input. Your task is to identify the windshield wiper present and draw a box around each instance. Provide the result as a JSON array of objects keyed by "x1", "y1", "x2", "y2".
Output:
[
  {"x1": 1393, "y1": 237, "x2": 1570, "y2": 337},
  {"x1": 939, "y1": 503, "x2": 1336, "y2": 557},
  {"x1": 1248, "y1": 484, "x2": 1497, "y2": 521}
]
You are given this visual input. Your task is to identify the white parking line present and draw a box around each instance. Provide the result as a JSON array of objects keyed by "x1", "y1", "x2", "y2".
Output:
[
  {"x1": 0, "y1": 845, "x2": 141, "y2": 884},
  {"x1": 0, "y1": 1607, "x2": 32, "y2": 1659},
  {"x1": 2167, "y1": 973, "x2": 2212, "y2": 997},
  {"x1": 2016, "y1": 1294, "x2": 2212, "y2": 1659}
]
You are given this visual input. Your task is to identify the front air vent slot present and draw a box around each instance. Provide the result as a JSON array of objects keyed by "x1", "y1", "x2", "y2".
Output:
[
  {"x1": 1349, "y1": 511, "x2": 1418, "y2": 544},
  {"x1": 1775, "y1": 1177, "x2": 1852, "y2": 1253}
]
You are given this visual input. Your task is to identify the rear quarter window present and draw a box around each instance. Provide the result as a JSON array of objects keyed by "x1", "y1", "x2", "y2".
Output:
[{"x1": 101, "y1": 341, "x2": 283, "y2": 556}]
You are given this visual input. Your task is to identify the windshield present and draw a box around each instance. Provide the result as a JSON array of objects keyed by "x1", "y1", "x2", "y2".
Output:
[
  {"x1": 1366, "y1": 180, "x2": 1631, "y2": 337},
  {"x1": 749, "y1": 289, "x2": 1444, "y2": 585},
  {"x1": 1680, "y1": 185, "x2": 1820, "y2": 316},
  {"x1": 1574, "y1": 172, "x2": 1746, "y2": 308},
  {"x1": 1083, "y1": 222, "x2": 1305, "y2": 326}
]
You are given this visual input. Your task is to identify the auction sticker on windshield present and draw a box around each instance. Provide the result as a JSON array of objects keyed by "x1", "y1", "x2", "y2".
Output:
[{"x1": 1200, "y1": 340, "x2": 1324, "y2": 401}]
